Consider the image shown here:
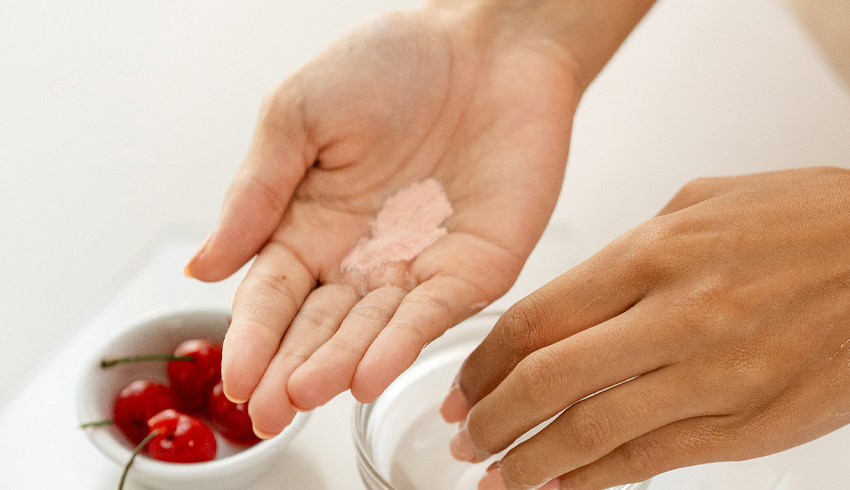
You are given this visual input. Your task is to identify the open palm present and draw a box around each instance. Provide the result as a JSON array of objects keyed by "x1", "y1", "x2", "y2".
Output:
[{"x1": 187, "y1": 8, "x2": 580, "y2": 437}]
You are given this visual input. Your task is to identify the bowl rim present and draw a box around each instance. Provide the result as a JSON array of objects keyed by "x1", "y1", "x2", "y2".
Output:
[
  {"x1": 350, "y1": 310, "x2": 502, "y2": 490},
  {"x1": 349, "y1": 310, "x2": 651, "y2": 490},
  {"x1": 76, "y1": 306, "x2": 311, "y2": 478}
]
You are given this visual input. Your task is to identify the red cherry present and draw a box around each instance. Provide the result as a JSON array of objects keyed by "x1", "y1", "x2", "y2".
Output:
[
  {"x1": 112, "y1": 380, "x2": 175, "y2": 445},
  {"x1": 167, "y1": 339, "x2": 222, "y2": 413},
  {"x1": 207, "y1": 380, "x2": 260, "y2": 445},
  {"x1": 146, "y1": 409, "x2": 217, "y2": 463}
]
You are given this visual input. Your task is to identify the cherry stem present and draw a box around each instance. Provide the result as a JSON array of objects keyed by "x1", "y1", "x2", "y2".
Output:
[
  {"x1": 118, "y1": 429, "x2": 158, "y2": 490},
  {"x1": 100, "y1": 353, "x2": 193, "y2": 368},
  {"x1": 79, "y1": 419, "x2": 114, "y2": 429}
]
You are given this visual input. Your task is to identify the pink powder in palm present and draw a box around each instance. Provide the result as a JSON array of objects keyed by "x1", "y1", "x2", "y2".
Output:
[{"x1": 341, "y1": 178, "x2": 453, "y2": 278}]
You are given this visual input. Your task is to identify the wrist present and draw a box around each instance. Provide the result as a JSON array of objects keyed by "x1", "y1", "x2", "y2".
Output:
[{"x1": 427, "y1": 0, "x2": 656, "y2": 92}]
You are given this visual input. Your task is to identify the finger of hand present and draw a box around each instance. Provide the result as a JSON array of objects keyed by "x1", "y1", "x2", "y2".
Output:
[
  {"x1": 553, "y1": 417, "x2": 736, "y2": 490},
  {"x1": 247, "y1": 283, "x2": 360, "y2": 437},
  {"x1": 186, "y1": 87, "x2": 315, "y2": 281},
  {"x1": 492, "y1": 367, "x2": 711, "y2": 490},
  {"x1": 287, "y1": 286, "x2": 407, "y2": 410},
  {"x1": 456, "y1": 301, "x2": 673, "y2": 462},
  {"x1": 221, "y1": 241, "x2": 315, "y2": 403},
  {"x1": 351, "y1": 273, "x2": 492, "y2": 403},
  {"x1": 445, "y1": 244, "x2": 649, "y2": 423}
]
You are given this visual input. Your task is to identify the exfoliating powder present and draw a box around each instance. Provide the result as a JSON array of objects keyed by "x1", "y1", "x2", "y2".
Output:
[{"x1": 341, "y1": 178, "x2": 453, "y2": 282}]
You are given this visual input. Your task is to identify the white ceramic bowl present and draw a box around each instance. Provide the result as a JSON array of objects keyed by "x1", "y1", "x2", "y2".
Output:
[
  {"x1": 77, "y1": 308, "x2": 310, "y2": 490},
  {"x1": 353, "y1": 310, "x2": 651, "y2": 490}
]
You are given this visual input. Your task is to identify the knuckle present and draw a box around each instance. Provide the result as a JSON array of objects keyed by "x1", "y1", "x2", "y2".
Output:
[
  {"x1": 624, "y1": 216, "x2": 683, "y2": 280},
  {"x1": 257, "y1": 89, "x2": 277, "y2": 123},
  {"x1": 296, "y1": 305, "x2": 332, "y2": 330},
  {"x1": 294, "y1": 305, "x2": 338, "y2": 339},
  {"x1": 276, "y1": 345, "x2": 310, "y2": 364},
  {"x1": 660, "y1": 176, "x2": 725, "y2": 214},
  {"x1": 229, "y1": 307, "x2": 282, "y2": 347},
  {"x1": 499, "y1": 297, "x2": 551, "y2": 355},
  {"x1": 388, "y1": 318, "x2": 429, "y2": 348},
  {"x1": 464, "y1": 412, "x2": 497, "y2": 455},
  {"x1": 255, "y1": 78, "x2": 308, "y2": 147},
  {"x1": 679, "y1": 176, "x2": 720, "y2": 199},
  {"x1": 515, "y1": 349, "x2": 565, "y2": 411},
  {"x1": 619, "y1": 437, "x2": 666, "y2": 480},
  {"x1": 245, "y1": 173, "x2": 289, "y2": 215},
  {"x1": 324, "y1": 334, "x2": 364, "y2": 360},
  {"x1": 564, "y1": 405, "x2": 616, "y2": 456},
  {"x1": 257, "y1": 82, "x2": 290, "y2": 125},
  {"x1": 668, "y1": 273, "x2": 731, "y2": 321},
  {"x1": 349, "y1": 302, "x2": 389, "y2": 322},
  {"x1": 715, "y1": 344, "x2": 781, "y2": 401},
  {"x1": 251, "y1": 271, "x2": 302, "y2": 311},
  {"x1": 406, "y1": 288, "x2": 451, "y2": 323}
]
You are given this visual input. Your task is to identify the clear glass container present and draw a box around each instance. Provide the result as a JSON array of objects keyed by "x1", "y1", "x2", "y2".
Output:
[{"x1": 352, "y1": 311, "x2": 651, "y2": 490}]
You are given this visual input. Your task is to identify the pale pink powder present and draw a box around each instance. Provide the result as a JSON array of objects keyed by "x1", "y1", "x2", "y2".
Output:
[{"x1": 341, "y1": 178, "x2": 453, "y2": 278}]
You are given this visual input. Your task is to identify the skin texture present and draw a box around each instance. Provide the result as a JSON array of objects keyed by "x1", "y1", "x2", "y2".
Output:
[
  {"x1": 446, "y1": 167, "x2": 850, "y2": 490},
  {"x1": 185, "y1": 5, "x2": 582, "y2": 437}
]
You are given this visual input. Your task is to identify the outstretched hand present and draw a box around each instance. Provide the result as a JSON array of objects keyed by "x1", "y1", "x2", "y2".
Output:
[
  {"x1": 185, "y1": 7, "x2": 579, "y2": 437},
  {"x1": 443, "y1": 167, "x2": 850, "y2": 490}
]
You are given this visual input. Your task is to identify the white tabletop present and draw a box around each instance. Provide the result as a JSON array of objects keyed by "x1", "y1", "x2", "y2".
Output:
[{"x1": 3, "y1": 0, "x2": 850, "y2": 487}]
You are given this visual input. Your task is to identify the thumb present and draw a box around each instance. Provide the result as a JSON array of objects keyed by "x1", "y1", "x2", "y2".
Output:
[{"x1": 186, "y1": 89, "x2": 315, "y2": 282}]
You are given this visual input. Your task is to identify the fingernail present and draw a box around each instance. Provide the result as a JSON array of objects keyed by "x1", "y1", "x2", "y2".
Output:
[
  {"x1": 224, "y1": 392, "x2": 249, "y2": 404},
  {"x1": 440, "y1": 384, "x2": 472, "y2": 423},
  {"x1": 479, "y1": 462, "x2": 561, "y2": 490},
  {"x1": 221, "y1": 383, "x2": 249, "y2": 404},
  {"x1": 478, "y1": 464, "x2": 507, "y2": 490},
  {"x1": 449, "y1": 426, "x2": 489, "y2": 463},
  {"x1": 252, "y1": 425, "x2": 278, "y2": 440},
  {"x1": 183, "y1": 262, "x2": 194, "y2": 278},
  {"x1": 184, "y1": 231, "x2": 214, "y2": 278}
]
